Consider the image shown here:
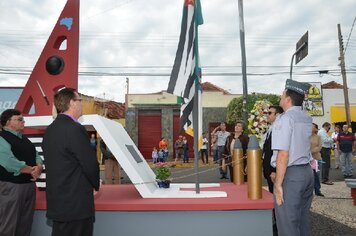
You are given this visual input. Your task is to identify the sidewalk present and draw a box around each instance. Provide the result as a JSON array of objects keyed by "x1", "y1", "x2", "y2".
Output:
[{"x1": 312, "y1": 181, "x2": 355, "y2": 228}]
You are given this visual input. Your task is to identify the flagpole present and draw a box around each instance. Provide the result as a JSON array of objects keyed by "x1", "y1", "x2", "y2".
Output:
[
  {"x1": 193, "y1": 0, "x2": 200, "y2": 194},
  {"x1": 238, "y1": 0, "x2": 248, "y2": 124}
]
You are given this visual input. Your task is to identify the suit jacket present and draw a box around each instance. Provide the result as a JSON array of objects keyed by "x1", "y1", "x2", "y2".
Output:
[
  {"x1": 262, "y1": 131, "x2": 276, "y2": 179},
  {"x1": 42, "y1": 114, "x2": 100, "y2": 221}
]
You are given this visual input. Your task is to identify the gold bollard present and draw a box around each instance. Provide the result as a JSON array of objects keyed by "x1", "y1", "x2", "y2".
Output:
[
  {"x1": 247, "y1": 135, "x2": 262, "y2": 200},
  {"x1": 232, "y1": 139, "x2": 244, "y2": 185}
]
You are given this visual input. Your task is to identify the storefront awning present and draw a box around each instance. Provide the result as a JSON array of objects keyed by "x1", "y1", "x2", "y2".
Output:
[{"x1": 330, "y1": 106, "x2": 356, "y2": 123}]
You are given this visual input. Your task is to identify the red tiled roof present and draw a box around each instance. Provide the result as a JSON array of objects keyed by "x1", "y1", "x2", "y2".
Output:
[
  {"x1": 201, "y1": 82, "x2": 231, "y2": 94},
  {"x1": 321, "y1": 81, "x2": 344, "y2": 89},
  {"x1": 80, "y1": 93, "x2": 125, "y2": 119},
  {"x1": 96, "y1": 100, "x2": 125, "y2": 119}
]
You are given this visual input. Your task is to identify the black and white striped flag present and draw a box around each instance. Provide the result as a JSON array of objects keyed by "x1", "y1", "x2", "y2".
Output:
[{"x1": 167, "y1": 0, "x2": 203, "y2": 147}]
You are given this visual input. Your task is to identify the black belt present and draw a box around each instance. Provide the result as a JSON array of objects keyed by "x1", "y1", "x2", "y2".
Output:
[{"x1": 288, "y1": 163, "x2": 309, "y2": 168}]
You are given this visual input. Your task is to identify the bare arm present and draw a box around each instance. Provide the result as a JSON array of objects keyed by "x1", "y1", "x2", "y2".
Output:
[
  {"x1": 211, "y1": 126, "x2": 220, "y2": 136},
  {"x1": 274, "y1": 150, "x2": 289, "y2": 206}
]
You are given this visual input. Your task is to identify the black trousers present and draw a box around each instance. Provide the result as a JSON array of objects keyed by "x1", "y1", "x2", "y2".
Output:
[
  {"x1": 200, "y1": 149, "x2": 209, "y2": 163},
  {"x1": 320, "y1": 147, "x2": 331, "y2": 181},
  {"x1": 52, "y1": 217, "x2": 94, "y2": 236}
]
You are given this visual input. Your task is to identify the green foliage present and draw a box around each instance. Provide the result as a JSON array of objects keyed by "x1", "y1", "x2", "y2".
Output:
[
  {"x1": 154, "y1": 163, "x2": 171, "y2": 181},
  {"x1": 226, "y1": 93, "x2": 280, "y2": 124}
]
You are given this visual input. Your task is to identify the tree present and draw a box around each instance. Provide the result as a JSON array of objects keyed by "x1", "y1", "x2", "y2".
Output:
[{"x1": 226, "y1": 93, "x2": 280, "y2": 124}]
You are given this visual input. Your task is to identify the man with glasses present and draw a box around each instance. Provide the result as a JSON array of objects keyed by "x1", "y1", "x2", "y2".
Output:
[
  {"x1": 42, "y1": 88, "x2": 100, "y2": 236},
  {"x1": 263, "y1": 105, "x2": 284, "y2": 193},
  {"x1": 262, "y1": 105, "x2": 283, "y2": 236},
  {"x1": 0, "y1": 108, "x2": 43, "y2": 235}
]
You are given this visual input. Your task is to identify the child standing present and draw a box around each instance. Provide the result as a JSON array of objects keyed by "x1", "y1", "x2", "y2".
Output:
[{"x1": 152, "y1": 147, "x2": 159, "y2": 164}]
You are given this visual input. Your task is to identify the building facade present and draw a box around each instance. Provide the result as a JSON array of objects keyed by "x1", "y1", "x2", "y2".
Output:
[{"x1": 125, "y1": 82, "x2": 241, "y2": 159}]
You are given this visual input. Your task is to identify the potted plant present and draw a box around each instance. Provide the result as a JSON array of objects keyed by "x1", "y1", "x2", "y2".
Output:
[{"x1": 154, "y1": 162, "x2": 172, "y2": 188}]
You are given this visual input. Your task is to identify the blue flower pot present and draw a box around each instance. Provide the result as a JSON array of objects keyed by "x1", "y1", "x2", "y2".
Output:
[{"x1": 157, "y1": 180, "x2": 171, "y2": 188}]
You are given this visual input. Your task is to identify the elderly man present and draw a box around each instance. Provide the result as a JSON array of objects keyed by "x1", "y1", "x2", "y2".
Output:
[
  {"x1": 271, "y1": 79, "x2": 314, "y2": 236},
  {"x1": 0, "y1": 109, "x2": 43, "y2": 235},
  {"x1": 42, "y1": 88, "x2": 100, "y2": 236}
]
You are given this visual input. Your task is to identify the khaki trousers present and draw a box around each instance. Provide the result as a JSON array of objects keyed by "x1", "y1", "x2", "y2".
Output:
[{"x1": 104, "y1": 159, "x2": 121, "y2": 184}]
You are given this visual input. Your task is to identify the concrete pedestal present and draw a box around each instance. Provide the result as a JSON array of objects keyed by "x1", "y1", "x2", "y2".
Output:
[{"x1": 32, "y1": 183, "x2": 274, "y2": 236}]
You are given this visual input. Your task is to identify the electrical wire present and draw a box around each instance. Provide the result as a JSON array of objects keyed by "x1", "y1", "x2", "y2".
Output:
[{"x1": 344, "y1": 17, "x2": 356, "y2": 54}]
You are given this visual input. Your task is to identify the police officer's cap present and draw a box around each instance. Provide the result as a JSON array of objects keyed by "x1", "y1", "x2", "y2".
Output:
[{"x1": 285, "y1": 79, "x2": 310, "y2": 95}]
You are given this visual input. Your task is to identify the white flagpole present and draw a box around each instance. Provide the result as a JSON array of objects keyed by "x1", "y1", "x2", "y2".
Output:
[
  {"x1": 193, "y1": 0, "x2": 200, "y2": 194},
  {"x1": 193, "y1": 79, "x2": 200, "y2": 194}
]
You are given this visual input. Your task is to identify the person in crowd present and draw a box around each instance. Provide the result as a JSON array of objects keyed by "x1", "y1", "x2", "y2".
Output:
[
  {"x1": 182, "y1": 136, "x2": 189, "y2": 163},
  {"x1": 42, "y1": 88, "x2": 100, "y2": 236},
  {"x1": 89, "y1": 133, "x2": 97, "y2": 151},
  {"x1": 159, "y1": 137, "x2": 168, "y2": 150},
  {"x1": 224, "y1": 121, "x2": 249, "y2": 182},
  {"x1": 271, "y1": 79, "x2": 314, "y2": 236},
  {"x1": 310, "y1": 123, "x2": 324, "y2": 197},
  {"x1": 174, "y1": 135, "x2": 184, "y2": 163},
  {"x1": 211, "y1": 122, "x2": 230, "y2": 179},
  {"x1": 211, "y1": 133, "x2": 219, "y2": 163},
  {"x1": 152, "y1": 147, "x2": 159, "y2": 164},
  {"x1": 318, "y1": 122, "x2": 334, "y2": 185},
  {"x1": 262, "y1": 105, "x2": 284, "y2": 194},
  {"x1": 262, "y1": 105, "x2": 283, "y2": 236},
  {"x1": 336, "y1": 124, "x2": 355, "y2": 178},
  {"x1": 163, "y1": 146, "x2": 169, "y2": 162},
  {"x1": 0, "y1": 109, "x2": 43, "y2": 235},
  {"x1": 158, "y1": 149, "x2": 165, "y2": 162},
  {"x1": 201, "y1": 133, "x2": 209, "y2": 164},
  {"x1": 331, "y1": 125, "x2": 341, "y2": 169},
  {"x1": 100, "y1": 139, "x2": 121, "y2": 184},
  {"x1": 158, "y1": 137, "x2": 169, "y2": 161}
]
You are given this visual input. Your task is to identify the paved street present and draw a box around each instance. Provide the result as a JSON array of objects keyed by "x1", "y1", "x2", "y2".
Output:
[{"x1": 113, "y1": 156, "x2": 356, "y2": 235}]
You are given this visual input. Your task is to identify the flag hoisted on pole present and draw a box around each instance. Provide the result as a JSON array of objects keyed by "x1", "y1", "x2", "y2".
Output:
[{"x1": 167, "y1": 0, "x2": 203, "y2": 193}]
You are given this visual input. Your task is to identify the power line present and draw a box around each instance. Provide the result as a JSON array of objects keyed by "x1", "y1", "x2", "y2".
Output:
[{"x1": 344, "y1": 17, "x2": 356, "y2": 54}]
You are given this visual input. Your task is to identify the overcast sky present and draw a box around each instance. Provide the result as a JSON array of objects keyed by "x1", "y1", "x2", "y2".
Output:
[{"x1": 0, "y1": 0, "x2": 355, "y2": 102}]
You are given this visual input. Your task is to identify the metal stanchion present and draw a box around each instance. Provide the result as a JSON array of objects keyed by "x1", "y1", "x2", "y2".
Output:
[
  {"x1": 233, "y1": 139, "x2": 245, "y2": 185},
  {"x1": 247, "y1": 135, "x2": 262, "y2": 200}
]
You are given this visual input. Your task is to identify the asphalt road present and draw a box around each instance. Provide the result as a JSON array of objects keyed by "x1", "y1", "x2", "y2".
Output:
[{"x1": 114, "y1": 157, "x2": 356, "y2": 235}]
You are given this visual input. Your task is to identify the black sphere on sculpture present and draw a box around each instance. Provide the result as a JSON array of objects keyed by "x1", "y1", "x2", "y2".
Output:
[{"x1": 46, "y1": 56, "x2": 64, "y2": 75}]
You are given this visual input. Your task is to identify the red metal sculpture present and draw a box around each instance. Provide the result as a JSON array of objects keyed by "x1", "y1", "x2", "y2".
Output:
[{"x1": 15, "y1": 0, "x2": 79, "y2": 116}]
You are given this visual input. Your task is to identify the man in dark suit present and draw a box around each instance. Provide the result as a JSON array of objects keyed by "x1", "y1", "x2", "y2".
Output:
[
  {"x1": 42, "y1": 88, "x2": 100, "y2": 236},
  {"x1": 262, "y1": 105, "x2": 283, "y2": 193},
  {"x1": 262, "y1": 105, "x2": 283, "y2": 236}
]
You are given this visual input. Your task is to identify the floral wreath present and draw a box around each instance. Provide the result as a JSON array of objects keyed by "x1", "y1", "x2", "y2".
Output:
[{"x1": 247, "y1": 100, "x2": 271, "y2": 140}]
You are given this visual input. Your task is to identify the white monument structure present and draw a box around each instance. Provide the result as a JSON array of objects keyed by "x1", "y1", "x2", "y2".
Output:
[{"x1": 25, "y1": 114, "x2": 227, "y2": 198}]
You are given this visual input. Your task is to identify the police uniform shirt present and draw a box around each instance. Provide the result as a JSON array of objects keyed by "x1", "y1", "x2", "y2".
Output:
[{"x1": 271, "y1": 106, "x2": 312, "y2": 167}]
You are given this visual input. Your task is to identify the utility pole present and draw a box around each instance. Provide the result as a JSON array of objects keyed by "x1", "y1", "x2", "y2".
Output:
[
  {"x1": 238, "y1": 0, "x2": 248, "y2": 124},
  {"x1": 337, "y1": 24, "x2": 351, "y2": 126},
  {"x1": 125, "y1": 77, "x2": 129, "y2": 111}
]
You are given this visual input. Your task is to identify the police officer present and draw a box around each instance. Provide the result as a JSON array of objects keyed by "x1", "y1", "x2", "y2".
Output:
[{"x1": 271, "y1": 79, "x2": 314, "y2": 236}]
